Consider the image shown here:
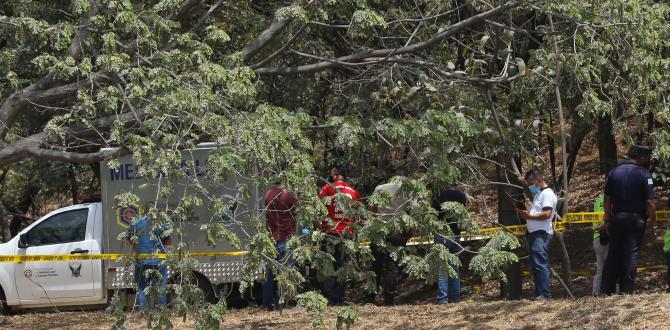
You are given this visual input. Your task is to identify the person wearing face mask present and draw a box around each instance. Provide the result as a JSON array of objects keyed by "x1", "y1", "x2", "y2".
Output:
[
  {"x1": 600, "y1": 145, "x2": 656, "y2": 295},
  {"x1": 516, "y1": 169, "x2": 557, "y2": 300}
]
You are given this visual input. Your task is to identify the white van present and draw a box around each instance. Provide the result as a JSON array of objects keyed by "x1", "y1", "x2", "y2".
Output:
[{"x1": 0, "y1": 144, "x2": 257, "y2": 313}]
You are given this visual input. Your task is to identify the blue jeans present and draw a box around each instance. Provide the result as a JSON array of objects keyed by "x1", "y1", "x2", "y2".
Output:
[
  {"x1": 135, "y1": 263, "x2": 168, "y2": 309},
  {"x1": 528, "y1": 230, "x2": 553, "y2": 298},
  {"x1": 435, "y1": 236, "x2": 461, "y2": 304},
  {"x1": 262, "y1": 240, "x2": 287, "y2": 308}
]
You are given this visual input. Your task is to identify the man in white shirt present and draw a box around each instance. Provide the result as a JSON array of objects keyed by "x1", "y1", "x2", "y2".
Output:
[{"x1": 516, "y1": 169, "x2": 557, "y2": 300}]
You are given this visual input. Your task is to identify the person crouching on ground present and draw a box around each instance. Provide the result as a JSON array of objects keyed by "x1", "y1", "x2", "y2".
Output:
[
  {"x1": 262, "y1": 181, "x2": 298, "y2": 309},
  {"x1": 318, "y1": 166, "x2": 362, "y2": 305},
  {"x1": 516, "y1": 169, "x2": 557, "y2": 300}
]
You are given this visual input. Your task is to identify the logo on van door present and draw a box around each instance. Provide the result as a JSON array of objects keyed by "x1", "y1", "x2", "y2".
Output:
[
  {"x1": 117, "y1": 204, "x2": 140, "y2": 228},
  {"x1": 69, "y1": 261, "x2": 82, "y2": 277}
]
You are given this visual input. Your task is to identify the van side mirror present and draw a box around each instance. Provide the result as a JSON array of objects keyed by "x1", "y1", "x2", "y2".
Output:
[{"x1": 18, "y1": 234, "x2": 29, "y2": 249}]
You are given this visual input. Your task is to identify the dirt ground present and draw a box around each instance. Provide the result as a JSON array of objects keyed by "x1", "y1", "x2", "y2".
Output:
[{"x1": 3, "y1": 292, "x2": 670, "y2": 329}]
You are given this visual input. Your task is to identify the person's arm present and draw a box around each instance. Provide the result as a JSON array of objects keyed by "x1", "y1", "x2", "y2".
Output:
[
  {"x1": 288, "y1": 191, "x2": 299, "y2": 215},
  {"x1": 602, "y1": 172, "x2": 613, "y2": 232},
  {"x1": 315, "y1": 185, "x2": 331, "y2": 229},
  {"x1": 517, "y1": 191, "x2": 555, "y2": 221},
  {"x1": 645, "y1": 173, "x2": 656, "y2": 227},
  {"x1": 125, "y1": 224, "x2": 135, "y2": 248},
  {"x1": 602, "y1": 195, "x2": 611, "y2": 232},
  {"x1": 319, "y1": 184, "x2": 331, "y2": 199},
  {"x1": 647, "y1": 200, "x2": 656, "y2": 226},
  {"x1": 517, "y1": 207, "x2": 553, "y2": 220}
]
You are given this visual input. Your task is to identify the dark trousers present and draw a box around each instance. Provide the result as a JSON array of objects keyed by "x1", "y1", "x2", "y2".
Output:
[
  {"x1": 134, "y1": 263, "x2": 168, "y2": 309},
  {"x1": 666, "y1": 253, "x2": 670, "y2": 292},
  {"x1": 367, "y1": 235, "x2": 408, "y2": 305},
  {"x1": 601, "y1": 212, "x2": 646, "y2": 294},
  {"x1": 321, "y1": 240, "x2": 346, "y2": 305},
  {"x1": 262, "y1": 239, "x2": 287, "y2": 308}
]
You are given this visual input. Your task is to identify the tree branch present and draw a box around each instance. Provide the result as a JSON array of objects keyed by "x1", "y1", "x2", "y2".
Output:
[
  {"x1": 254, "y1": 0, "x2": 527, "y2": 75},
  {"x1": 485, "y1": 85, "x2": 525, "y2": 184},
  {"x1": 388, "y1": 59, "x2": 523, "y2": 85},
  {"x1": 168, "y1": 0, "x2": 205, "y2": 21},
  {"x1": 0, "y1": 111, "x2": 139, "y2": 166},
  {"x1": 186, "y1": 0, "x2": 225, "y2": 34},
  {"x1": 251, "y1": 23, "x2": 307, "y2": 69},
  {"x1": 0, "y1": 75, "x2": 109, "y2": 141},
  {"x1": 243, "y1": 18, "x2": 293, "y2": 61}
]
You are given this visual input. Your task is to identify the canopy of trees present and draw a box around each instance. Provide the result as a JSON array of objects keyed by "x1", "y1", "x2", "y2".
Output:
[{"x1": 0, "y1": 0, "x2": 668, "y2": 327}]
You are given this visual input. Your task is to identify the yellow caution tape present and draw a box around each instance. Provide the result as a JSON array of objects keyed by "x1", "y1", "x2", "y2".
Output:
[
  {"x1": 403, "y1": 211, "x2": 669, "y2": 246},
  {"x1": 2, "y1": 211, "x2": 667, "y2": 263},
  {"x1": 0, "y1": 251, "x2": 248, "y2": 263},
  {"x1": 565, "y1": 211, "x2": 670, "y2": 223}
]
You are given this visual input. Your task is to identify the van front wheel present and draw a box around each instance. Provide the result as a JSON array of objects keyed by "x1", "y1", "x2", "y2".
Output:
[{"x1": 0, "y1": 288, "x2": 10, "y2": 315}]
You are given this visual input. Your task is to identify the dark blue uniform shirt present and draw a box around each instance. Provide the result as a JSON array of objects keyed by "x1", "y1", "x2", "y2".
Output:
[{"x1": 604, "y1": 160, "x2": 654, "y2": 216}]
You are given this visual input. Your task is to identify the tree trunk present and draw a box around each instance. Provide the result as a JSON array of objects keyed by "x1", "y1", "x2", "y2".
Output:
[
  {"x1": 557, "y1": 116, "x2": 591, "y2": 188},
  {"x1": 596, "y1": 114, "x2": 617, "y2": 174},
  {"x1": 4, "y1": 181, "x2": 41, "y2": 236},
  {"x1": 68, "y1": 165, "x2": 79, "y2": 204},
  {"x1": 497, "y1": 159, "x2": 524, "y2": 300},
  {"x1": 0, "y1": 198, "x2": 9, "y2": 242},
  {"x1": 547, "y1": 112, "x2": 557, "y2": 187},
  {"x1": 548, "y1": 14, "x2": 573, "y2": 290}
]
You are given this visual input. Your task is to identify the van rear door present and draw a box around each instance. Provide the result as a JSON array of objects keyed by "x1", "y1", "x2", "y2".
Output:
[{"x1": 13, "y1": 205, "x2": 102, "y2": 304}]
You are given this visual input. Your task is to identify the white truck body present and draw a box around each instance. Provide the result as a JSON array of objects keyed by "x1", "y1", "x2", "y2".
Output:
[{"x1": 0, "y1": 144, "x2": 256, "y2": 311}]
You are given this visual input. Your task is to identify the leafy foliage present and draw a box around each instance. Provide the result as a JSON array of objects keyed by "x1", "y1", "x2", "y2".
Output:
[
  {"x1": 297, "y1": 291, "x2": 329, "y2": 329},
  {"x1": 0, "y1": 0, "x2": 667, "y2": 326},
  {"x1": 336, "y1": 306, "x2": 359, "y2": 330}
]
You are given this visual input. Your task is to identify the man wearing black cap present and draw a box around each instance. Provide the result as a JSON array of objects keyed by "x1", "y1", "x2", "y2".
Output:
[{"x1": 601, "y1": 145, "x2": 656, "y2": 294}]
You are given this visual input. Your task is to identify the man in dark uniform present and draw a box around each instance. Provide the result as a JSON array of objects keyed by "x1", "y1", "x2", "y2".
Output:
[{"x1": 601, "y1": 145, "x2": 656, "y2": 294}]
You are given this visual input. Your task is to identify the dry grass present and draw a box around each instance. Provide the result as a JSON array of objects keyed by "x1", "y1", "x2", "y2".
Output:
[{"x1": 4, "y1": 293, "x2": 670, "y2": 329}]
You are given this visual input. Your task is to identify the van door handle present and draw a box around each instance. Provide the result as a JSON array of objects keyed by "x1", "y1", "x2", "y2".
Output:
[{"x1": 70, "y1": 249, "x2": 89, "y2": 254}]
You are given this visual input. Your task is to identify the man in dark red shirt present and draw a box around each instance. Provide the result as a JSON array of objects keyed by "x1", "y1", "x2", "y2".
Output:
[
  {"x1": 318, "y1": 166, "x2": 361, "y2": 305},
  {"x1": 262, "y1": 183, "x2": 298, "y2": 309}
]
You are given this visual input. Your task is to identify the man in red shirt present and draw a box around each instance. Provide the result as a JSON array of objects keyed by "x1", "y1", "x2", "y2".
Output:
[
  {"x1": 318, "y1": 166, "x2": 361, "y2": 305},
  {"x1": 262, "y1": 183, "x2": 298, "y2": 309},
  {"x1": 319, "y1": 167, "x2": 362, "y2": 235}
]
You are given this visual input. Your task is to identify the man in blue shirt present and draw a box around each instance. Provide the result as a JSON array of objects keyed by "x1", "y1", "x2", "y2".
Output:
[
  {"x1": 126, "y1": 215, "x2": 172, "y2": 309},
  {"x1": 601, "y1": 145, "x2": 656, "y2": 294}
]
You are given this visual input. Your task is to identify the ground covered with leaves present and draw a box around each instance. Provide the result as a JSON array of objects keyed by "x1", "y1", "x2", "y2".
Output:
[{"x1": 4, "y1": 292, "x2": 670, "y2": 329}]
